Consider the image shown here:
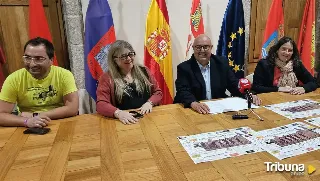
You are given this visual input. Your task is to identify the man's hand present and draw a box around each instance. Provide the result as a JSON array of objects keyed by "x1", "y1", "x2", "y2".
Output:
[
  {"x1": 251, "y1": 95, "x2": 262, "y2": 106},
  {"x1": 290, "y1": 87, "x2": 305, "y2": 95},
  {"x1": 21, "y1": 112, "x2": 33, "y2": 118},
  {"x1": 25, "y1": 115, "x2": 51, "y2": 128},
  {"x1": 190, "y1": 102, "x2": 210, "y2": 114}
]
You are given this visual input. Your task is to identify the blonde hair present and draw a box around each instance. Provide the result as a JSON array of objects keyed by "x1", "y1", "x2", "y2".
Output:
[{"x1": 107, "y1": 40, "x2": 152, "y2": 103}]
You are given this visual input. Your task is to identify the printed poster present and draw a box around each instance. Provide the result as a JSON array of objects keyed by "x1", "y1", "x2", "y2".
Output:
[
  {"x1": 178, "y1": 127, "x2": 263, "y2": 164},
  {"x1": 305, "y1": 117, "x2": 320, "y2": 127},
  {"x1": 254, "y1": 122, "x2": 320, "y2": 160},
  {"x1": 264, "y1": 99, "x2": 320, "y2": 120}
]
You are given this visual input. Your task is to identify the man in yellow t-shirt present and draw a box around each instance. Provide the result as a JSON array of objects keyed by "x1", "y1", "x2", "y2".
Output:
[{"x1": 0, "y1": 37, "x2": 79, "y2": 128}]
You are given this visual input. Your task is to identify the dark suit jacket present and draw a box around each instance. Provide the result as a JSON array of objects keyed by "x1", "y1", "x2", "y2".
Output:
[
  {"x1": 174, "y1": 54, "x2": 242, "y2": 107},
  {"x1": 316, "y1": 72, "x2": 320, "y2": 87},
  {"x1": 252, "y1": 59, "x2": 317, "y2": 94}
]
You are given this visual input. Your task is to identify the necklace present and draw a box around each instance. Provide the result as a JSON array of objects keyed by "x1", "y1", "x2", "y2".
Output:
[{"x1": 123, "y1": 75, "x2": 133, "y2": 84}]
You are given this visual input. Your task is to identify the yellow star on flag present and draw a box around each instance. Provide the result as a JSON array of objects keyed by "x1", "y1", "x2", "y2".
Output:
[
  {"x1": 228, "y1": 52, "x2": 232, "y2": 58},
  {"x1": 229, "y1": 60, "x2": 234, "y2": 67},
  {"x1": 228, "y1": 42, "x2": 232, "y2": 48},
  {"x1": 230, "y1": 33, "x2": 237, "y2": 41},
  {"x1": 233, "y1": 64, "x2": 240, "y2": 72},
  {"x1": 237, "y1": 27, "x2": 244, "y2": 36}
]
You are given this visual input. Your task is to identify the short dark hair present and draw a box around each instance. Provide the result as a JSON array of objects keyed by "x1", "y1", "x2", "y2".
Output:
[
  {"x1": 266, "y1": 36, "x2": 301, "y2": 68},
  {"x1": 23, "y1": 37, "x2": 54, "y2": 59}
]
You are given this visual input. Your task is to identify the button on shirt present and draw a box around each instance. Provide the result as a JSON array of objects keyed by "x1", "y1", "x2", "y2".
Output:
[{"x1": 197, "y1": 62, "x2": 212, "y2": 100}]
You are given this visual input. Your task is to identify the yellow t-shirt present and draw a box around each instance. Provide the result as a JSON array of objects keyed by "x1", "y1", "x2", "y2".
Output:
[{"x1": 0, "y1": 66, "x2": 77, "y2": 112}]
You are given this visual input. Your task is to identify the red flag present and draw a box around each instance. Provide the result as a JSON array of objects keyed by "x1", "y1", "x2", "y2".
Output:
[
  {"x1": 144, "y1": 0, "x2": 173, "y2": 104},
  {"x1": 298, "y1": 0, "x2": 315, "y2": 75},
  {"x1": 185, "y1": 0, "x2": 204, "y2": 59},
  {"x1": 0, "y1": 45, "x2": 6, "y2": 90},
  {"x1": 260, "y1": 0, "x2": 284, "y2": 59},
  {"x1": 29, "y1": 0, "x2": 58, "y2": 66}
]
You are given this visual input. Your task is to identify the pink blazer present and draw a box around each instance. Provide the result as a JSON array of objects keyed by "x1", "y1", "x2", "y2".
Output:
[{"x1": 96, "y1": 67, "x2": 163, "y2": 117}]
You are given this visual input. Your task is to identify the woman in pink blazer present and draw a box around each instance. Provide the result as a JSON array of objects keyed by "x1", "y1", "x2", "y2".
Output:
[{"x1": 96, "y1": 40, "x2": 163, "y2": 125}]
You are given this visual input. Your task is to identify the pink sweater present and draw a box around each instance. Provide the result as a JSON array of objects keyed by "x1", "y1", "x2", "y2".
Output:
[{"x1": 96, "y1": 67, "x2": 163, "y2": 117}]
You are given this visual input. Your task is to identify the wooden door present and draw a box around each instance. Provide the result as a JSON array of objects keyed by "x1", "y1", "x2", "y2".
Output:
[{"x1": 0, "y1": 0, "x2": 69, "y2": 77}]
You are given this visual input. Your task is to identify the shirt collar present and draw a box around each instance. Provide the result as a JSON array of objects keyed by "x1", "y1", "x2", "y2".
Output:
[{"x1": 197, "y1": 61, "x2": 210, "y2": 69}]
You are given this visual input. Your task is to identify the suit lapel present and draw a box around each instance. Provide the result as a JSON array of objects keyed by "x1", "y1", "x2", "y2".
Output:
[{"x1": 191, "y1": 59, "x2": 206, "y2": 98}]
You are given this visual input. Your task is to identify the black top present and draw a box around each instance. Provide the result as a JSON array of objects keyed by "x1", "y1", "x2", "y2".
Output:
[
  {"x1": 116, "y1": 82, "x2": 150, "y2": 110},
  {"x1": 252, "y1": 59, "x2": 317, "y2": 94},
  {"x1": 173, "y1": 54, "x2": 242, "y2": 108}
]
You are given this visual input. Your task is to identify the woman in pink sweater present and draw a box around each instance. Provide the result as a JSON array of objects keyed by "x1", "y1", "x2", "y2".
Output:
[{"x1": 96, "y1": 40, "x2": 163, "y2": 125}]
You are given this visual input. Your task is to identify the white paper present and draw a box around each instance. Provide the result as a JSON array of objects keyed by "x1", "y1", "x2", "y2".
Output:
[
  {"x1": 254, "y1": 122, "x2": 320, "y2": 160},
  {"x1": 305, "y1": 117, "x2": 320, "y2": 127},
  {"x1": 264, "y1": 99, "x2": 320, "y2": 120},
  {"x1": 178, "y1": 127, "x2": 263, "y2": 164},
  {"x1": 203, "y1": 97, "x2": 259, "y2": 114}
]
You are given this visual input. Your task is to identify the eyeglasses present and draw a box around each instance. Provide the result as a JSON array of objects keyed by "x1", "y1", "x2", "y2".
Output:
[
  {"x1": 113, "y1": 52, "x2": 136, "y2": 61},
  {"x1": 22, "y1": 55, "x2": 47, "y2": 64},
  {"x1": 193, "y1": 45, "x2": 212, "y2": 51}
]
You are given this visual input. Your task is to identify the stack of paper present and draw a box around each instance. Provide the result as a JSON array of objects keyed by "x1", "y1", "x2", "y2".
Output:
[{"x1": 203, "y1": 97, "x2": 259, "y2": 114}]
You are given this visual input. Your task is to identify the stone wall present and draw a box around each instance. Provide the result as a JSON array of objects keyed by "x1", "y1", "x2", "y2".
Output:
[{"x1": 62, "y1": 0, "x2": 85, "y2": 89}]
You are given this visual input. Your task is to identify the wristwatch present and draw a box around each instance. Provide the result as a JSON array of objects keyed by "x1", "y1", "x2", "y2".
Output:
[{"x1": 33, "y1": 112, "x2": 39, "y2": 117}]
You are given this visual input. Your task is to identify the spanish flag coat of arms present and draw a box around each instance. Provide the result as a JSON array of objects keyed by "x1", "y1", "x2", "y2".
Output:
[{"x1": 144, "y1": 0, "x2": 173, "y2": 104}]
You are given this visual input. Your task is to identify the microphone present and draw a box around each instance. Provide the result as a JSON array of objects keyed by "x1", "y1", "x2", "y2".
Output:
[
  {"x1": 235, "y1": 78, "x2": 264, "y2": 121},
  {"x1": 238, "y1": 78, "x2": 253, "y2": 108}
]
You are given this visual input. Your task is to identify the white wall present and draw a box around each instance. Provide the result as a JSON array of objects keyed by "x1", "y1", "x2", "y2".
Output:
[{"x1": 81, "y1": 0, "x2": 228, "y2": 83}]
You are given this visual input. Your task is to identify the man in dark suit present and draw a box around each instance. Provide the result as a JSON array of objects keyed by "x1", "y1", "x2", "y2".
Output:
[{"x1": 174, "y1": 34, "x2": 261, "y2": 114}]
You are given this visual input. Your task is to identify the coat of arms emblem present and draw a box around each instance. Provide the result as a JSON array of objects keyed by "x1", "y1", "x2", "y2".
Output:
[{"x1": 146, "y1": 28, "x2": 171, "y2": 61}]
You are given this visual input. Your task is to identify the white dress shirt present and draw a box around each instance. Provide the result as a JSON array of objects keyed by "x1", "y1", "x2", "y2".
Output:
[{"x1": 197, "y1": 61, "x2": 212, "y2": 100}]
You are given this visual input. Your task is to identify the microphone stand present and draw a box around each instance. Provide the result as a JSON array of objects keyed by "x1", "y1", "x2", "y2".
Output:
[{"x1": 246, "y1": 93, "x2": 264, "y2": 121}]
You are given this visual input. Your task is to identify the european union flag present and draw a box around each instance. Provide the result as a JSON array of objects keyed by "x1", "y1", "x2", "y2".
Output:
[
  {"x1": 216, "y1": 0, "x2": 245, "y2": 78},
  {"x1": 84, "y1": 0, "x2": 116, "y2": 101}
]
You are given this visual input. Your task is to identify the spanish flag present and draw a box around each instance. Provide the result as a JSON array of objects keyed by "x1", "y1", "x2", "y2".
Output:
[
  {"x1": 144, "y1": 0, "x2": 173, "y2": 104},
  {"x1": 298, "y1": 0, "x2": 315, "y2": 75}
]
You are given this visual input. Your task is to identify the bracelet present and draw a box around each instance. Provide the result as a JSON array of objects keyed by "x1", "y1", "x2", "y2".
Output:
[{"x1": 24, "y1": 118, "x2": 28, "y2": 127}]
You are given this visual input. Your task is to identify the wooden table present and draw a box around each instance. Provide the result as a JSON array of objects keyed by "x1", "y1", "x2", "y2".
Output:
[{"x1": 1, "y1": 91, "x2": 320, "y2": 181}]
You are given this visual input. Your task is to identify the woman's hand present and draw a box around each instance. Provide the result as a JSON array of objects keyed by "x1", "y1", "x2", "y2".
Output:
[
  {"x1": 290, "y1": 87, "x2": 305, "y2": 95},
  {"x1": 116, "y1": 110, "x2": 138, "y2": 125},
  {"x1": 138, "y1": 102, "x2": 153, "y2": 115},
  {"x1": 278, "y1": 86, "x2": 293, "y2": 92}
]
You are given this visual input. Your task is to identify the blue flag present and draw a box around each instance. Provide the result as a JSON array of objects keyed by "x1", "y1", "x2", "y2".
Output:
[
  {"x1": 216, "y1": 0, "x2": 245, "y2": 78},
  {"x1": 84, "y1": 0, "x2": 116, "y2": 100}
]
